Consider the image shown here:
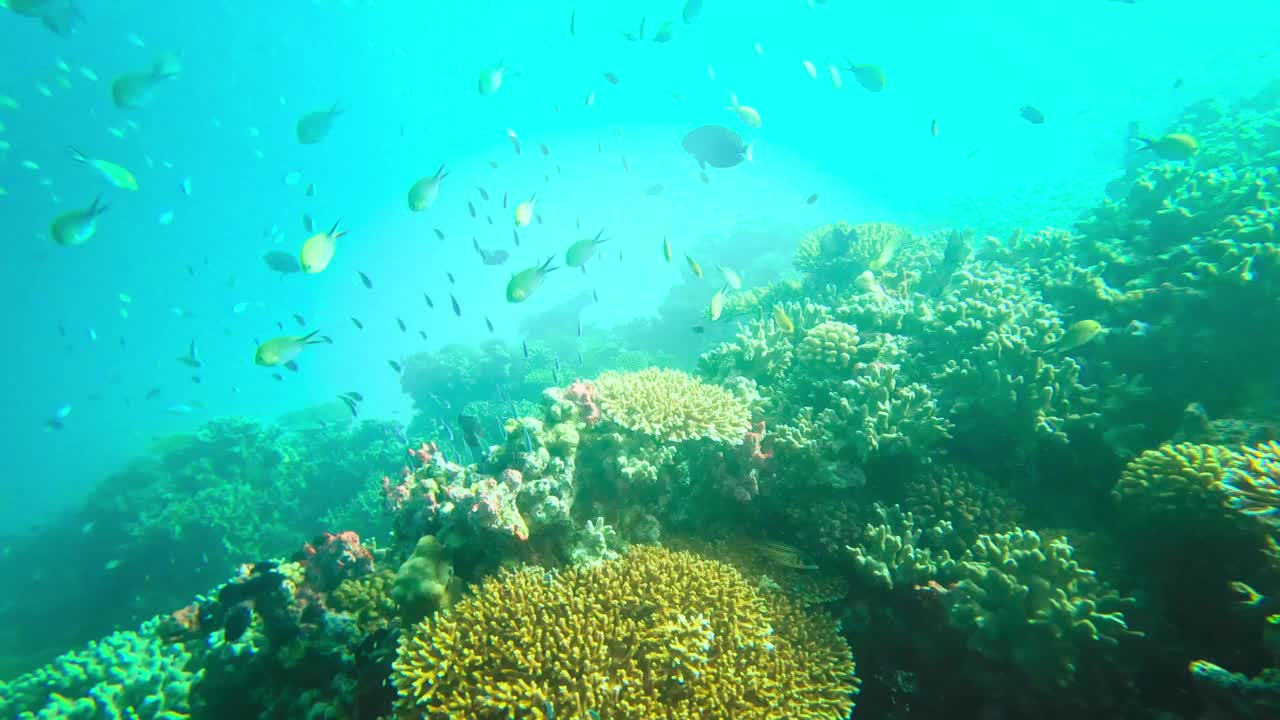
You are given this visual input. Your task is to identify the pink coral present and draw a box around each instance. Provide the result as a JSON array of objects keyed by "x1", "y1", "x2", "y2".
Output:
[
  {"x1": 566, "y1": 380, "x2": 602, "y2": 426},
  {"x1": 301, "y1": 531, "x2": 374, "y2": 592},
  {"x1": 410, "y1": 441, "x2": 438, "y2": 466}
]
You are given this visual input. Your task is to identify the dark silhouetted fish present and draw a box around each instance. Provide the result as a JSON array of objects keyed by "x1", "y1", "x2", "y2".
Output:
[
  {"x1": 450, "y1": 292, "x2": 462, "y2": 317},
  {"x1": 476, "y1": 186, "x2": 489, "y2": 201},
  {"x1": 351, "y1": 317, "x2": 364, "y2": 329},
  {"x1": 397, "y1": 317, "x2": 407, "y2": 332},
  {"x1": 1019, "y1": 104, "x2": 1045, "y2": 124},
  {"x1": 433, "y1": 228, "x2": 445, "y2": 240},
  {"x1": 459, "y1": 414, "x2": 484, "y2": 449},
  {"x1": 358, "y1": 270, "x2": 373, "y2": 289},
  {"x1": 467, "y1": 200, "x2": 477, "y2": 218},
  {"x1": 388, "y1": 360, "x2": 403, "y2": 373},
  {"x1": 485, "y1": 316, "x2": 495, "y2": 333},
  {"x1": 423, "y1": 293, "x2": 435, "y2": 309},
  {"x1": 263, "y1": 251, "x2": 301, "y2": 275},
  {"x1": 682, "y1": 125, "x2": 751, "y2": 169}
]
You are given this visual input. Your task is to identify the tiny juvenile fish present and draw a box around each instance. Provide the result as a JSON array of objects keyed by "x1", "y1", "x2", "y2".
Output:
[
  {"x1": 351, "y1": 317, "x2": 364, "y2": 329},
  {"x1": 447, "y1": 271, "x2": 456, "y2": 285},
  {"x1": 806, "y1": 193, "x2": 818, "y2": 205},
  {"x1": 450, "y1": 292, "x2": 462, "y2": 317},
  {"x1": 423, "y1": 293, "x2": 435, "y2": 309},
  {"x1": 476, "y1": 185, "x2": 490, "y2": 201},
  {"x1": 485, "y1": 316, "x2": 495, "y2": 333},
  {"x1": 397, "y1": 317, "x2": 407, "y2": 332},
  {"x1": 357, "y1": 270, "x2": 373, "y2": 289},
  {"x1": 388, "y1": 360, "x2": 403, "y2": 373},
  {"x1": 293, "y1": 313, "x2": 306, "y2": 327},
  {"x1": 1019, "y1": 104, "x2": 1046, "y2": 124},
  {"x1": 685, "y1": 253, "x2": 703, "y2": 279},
  {"x1": 433, "y1": 228, "x2": 446, "y2": 241}
]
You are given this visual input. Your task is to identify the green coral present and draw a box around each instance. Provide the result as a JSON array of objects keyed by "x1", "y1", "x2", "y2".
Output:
[
  {"x1": 946, "y1": 529, "x2": 1141, "y2": 689},
  {"x1": 899, "y1": 464, "x2": 1025, "y2": 542},
  {"x1": 0, "y1": 618, "x2": 196, "y2": 720},
  {"x1": 845, "y1": 504, "x2": 960, "y2": 591},
  {"x1": 391, "y1": 535, "x2": 460, "y2": 622},
  {"x1": 331, "y1": 570, "x2": 398, "y2": 634}
]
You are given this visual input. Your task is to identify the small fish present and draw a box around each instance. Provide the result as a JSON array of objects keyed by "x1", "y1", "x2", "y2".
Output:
[
  {"x1": 351, "y1": 317, "x2": 364, "y2": 329},
  {"x1": 710, "y1": 287, "x2": 725, "y2": 321},
  {"x1": 389, "y1": 360, "x2": 403, "y2": 374},
  {"x1": 539, "y1": 143, "x2": 550, "y2": 156},
  {"x1": 663, "y1": 236, "x2": 673, "y2": 263},
  {"x1": 644, "y1": 183, "x2": 664, "y2": 196},
  {"x1": 419, "y1": 330, "x2": 428, "y2": 340},
  {"x1": 293, "y1": 313, "x2": 306, "y2": 327},
  {"x1": 718, "y1": 265, "x2": 742, "y2": 290},
  {"x1": 263, "y1": 251, "x2": 301, "y2": 276},
  {"x1": 51, "y1": 195, "x2": 109, "y2": 246},
  {"x1": 450, "y1": 292, "x2": 462, "y2": 317},
  {"x1": 1230, "y1": 580, "x2": 1265, "y2": 607},
  {"x1": 181, "y1": 177, "x2": 193, "y2": 196},
  {"x1": 296, "y1": 102, "x2": 345, "y2": 144},
  {"x1": 828, "y1": 62, "x2": 842, "y2": 88},
  {"x1": 699, "y1": 170, "x2": 710, "y2": 185},
  {"x1": 508, "y1": 256, "x2": 559, "y2": 302},
  {"x1": 358, "y1": 270, "x2": 373, "y2": 289},
  {"x1": 447, "y1": 271, "x2": 456, "y2": 285},
  {"x1": 577, "y1": 349, "x2": 585, "y2": 367},
  {"x1": 506, "y1": 128, "x2": 521, "y2": 155},
  {"x1": 585, "y1": 89, "x2": 596, "y2": 107},
  {"x1": 577, "y1": 319, "x2": 583, "y2": 337},
  {"x1": 467, "y1": 200, "x2": 477, "y2": 218},
  {"x1": 727, "y1": 92, "x2": 762, "y2": 128},
  {"x1": 806, "y1": 192, "x2": 819, "y2": 205},
  {"x1": 69, "y1": 147, "x2": 139, "y2": 190},
  {"x1": 300, "y1": 220, "x2": 347, "y2": 274},
  {"x1": 503, "y1": 192, "x2": 509, "y2": 209},
  {"x1": 397, "y1": 317, "x2": 407, "y2": 332},
  {"x1": 476, "y1": 186, "x2": 490, "y2": 201},
  {"x1": 802, "y1": 59, "x2": 817, "y2": 79},
  {"x1": 592, "y1": 288, "x2": 600, "y2": 303},
  {"x1": 1019, "y1": 104, "x2": 1045, "y2": 124},
  {"x1": 603, "y1": 71, "x2": 621, "y2": 85},
  {"x1": 683, "y1": 0, "x2": 703, "y2": 24},
  {"x1": 773, "y1": 305, "x2": 795, "y2": 333},
  {"x1": 423, "y1": 293, "x2": 435, "y2": 309},
  {"x1": 408, "y1": 163, "x2": 449, "y2": 211},
  {"x1": 305, "y1": 183, "x2": 316, "y2": 197},
  {"x1": 751, "y1": 539, "x2": 818, "y2": 570},
  {"x1": 569, "y1": 4, "x2": 576, "y2": 35},
  {"x1": 254, "y1": 330, "x2": 325, "y2": 367},
  {"x1": 513, "y1": 229, "x2": 521, "y2": 246},
  {"x1": 685, "y1": 253, "x2": 703, "y2": 279},
  {"x1": 691, "y1": 325, "x2": 705, "y2": 334},
  {"x1": 522, "y1": 339, "x2": 530, "y2": 359},
  {"x1": 485, "y1": 316, "x2": 495, "y2": 333},
  {"x1": 1057, "y1": 319, "x2": 1102, "y2": 352},
  {"x1": 842, "y1": 60, "x2": 886, "y2": 92},
  {"x1": 621, "y1": 154, "x2": 630, "y2": 173},
  {"x1": 478, "y1": 61, "x2": 507, "y2": 96},
  {"x1": 1136, "y1": 133, "x2": 1199, "y2": 161},
  {"x1": 514, "y1": 194, "x2": 537, "y2": 227},
  {"x1": 177, "y1": 340, "x2": 202, "y2": 368},
  {"x1": 338, "y1": 393, "x2": 360, "y2": 417},
  {"x1": 566, "y1": 227, "x2": 609, "y2": 271},
  {"x1": 930, "y1": 118, "x2": 938, "y2": 137}
]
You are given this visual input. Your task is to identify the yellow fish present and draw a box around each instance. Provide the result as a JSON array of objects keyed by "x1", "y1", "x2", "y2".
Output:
[
  {"x1": 299, "y1": 220, "x2": 347, "y2": 274},
  {"x1": 407, "y1": 163, "x2": 448, "y2": 212},
  {"x1": 727, "y1": 92, "x2": 762, "y2": 128},
  {"x1": 506, "y1": 255, "x2": 558, "y2": 302},
  {"x1": 868, "y1": 232, "x2": 899, "y2": 271},
  {"x1": 1057, "y1": 319, "x2": 1102, "y2": 352},
  {"x1": 1137, "y1": 133, "x2": 1198, "y2": 161},
  {"x1": 772, "y1": 304, "x2": 794, "y2": 333},
  {"x1": 255, "y1": 330, "x2": 325, "y2": 367},
  {"x1": 50, "y1": 195, "x2": 109, "y2": 246},
  {"x1": 718, "y1": 264, "x2": 742, "y2": 290},
  {"x1": 685, "y1": 253, "x2": 702, "y2": 279},
  {"x1": 514, "y1": 194, "x2": 537, "y2": 227},
  {"x1": 710, "y1": 287, "x2": 725, "y2": 321},
  {"x1": 69, "y1": 147, "x2": 138, "y2": 190},
  {"x1": 663, "y1": 235, "x2": 672, "y2": 263}
]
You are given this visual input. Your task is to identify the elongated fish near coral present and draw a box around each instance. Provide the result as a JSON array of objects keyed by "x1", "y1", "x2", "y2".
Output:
[
  {"x1": 50, "y1": 195, "x2": 109, "y2": 246},
  {"x1": 254, "y1": 330, "x2": 325, "y2": 368},
  {"x1": 69, "y1": 147, "x2": 138, "y2": 190},
  {"x1": 750, "y1": 539, "x2": 818, "y2": 570}
]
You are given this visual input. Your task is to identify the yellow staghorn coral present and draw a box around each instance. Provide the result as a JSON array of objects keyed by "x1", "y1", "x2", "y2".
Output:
[
  {"x1": 593, "y1": 367, "x2": 751, "y2": 444},
  {"x1": 393, "y1": 545, "x2": 858, "y2": 720}
]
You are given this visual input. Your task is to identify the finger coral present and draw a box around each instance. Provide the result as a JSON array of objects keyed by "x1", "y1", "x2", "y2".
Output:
[
  {"x1": 593, "y1": 367, "x2": 752, "y2": 444},
  {"x1": 392, "y1": 545, "x2": 859, "y2": 719}
]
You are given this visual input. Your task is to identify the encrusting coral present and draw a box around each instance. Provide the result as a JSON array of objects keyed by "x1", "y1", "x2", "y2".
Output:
[{"x1": 392, "y1": 545, "x2": 859, "y2": 719}]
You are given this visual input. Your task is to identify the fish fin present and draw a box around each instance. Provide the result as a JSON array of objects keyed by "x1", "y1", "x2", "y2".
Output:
[
  {"x1": 285, "y1": 360, "x2": 299, "y2": 372},
  {"x1": 744, "y1": 142, "x2": 754, "y2": 163},
  {"x1": 1134, "y1": 136, "x2": 1154, "y2": 151},
  {"x1": 436, "y1": 162, "x2": 448, "y2": 180}
]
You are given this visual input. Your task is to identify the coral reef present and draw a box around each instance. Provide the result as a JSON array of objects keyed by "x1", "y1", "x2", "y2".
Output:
[
  {"x1": 393, "y1": 545, "x2": 858, "y2": 719},
  {"x1": 593, "y1": 367, "x2": 752, "y2": 443},
  {"x1": 0, "y1": 619, "x2": 197, "y2": 720},
  {"x1": 391, "y1": 535, "x2": 459, "y2": 622}
]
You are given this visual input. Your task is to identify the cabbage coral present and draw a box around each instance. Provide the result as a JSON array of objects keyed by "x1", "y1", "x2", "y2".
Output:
[
  {"x1": 392, "y1": 545, "x2": 858, "y2": 719},
  {"x1": 593, "y1": 368, "x2": 752, "y2": 444}
]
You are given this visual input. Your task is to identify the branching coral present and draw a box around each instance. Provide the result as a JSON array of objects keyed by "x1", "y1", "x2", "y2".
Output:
[
  {"x1": 0, "y1": 618, "x2": 197, "y2": 720},
  {"x1": 820, "y1": 362, "x2": 952, "y2": 461},
  {"x1": 845, "y1": 504, "x2": 961, "y2": 591},
  {"x1": 1112, "y1": 442, "x2": 1248, "y2": 527},
  {"x1": 795, "y1": 221, "x2": 911, "y2": 285},
  {"x1": 899, "y1": 463, "x2": 1025, "y2": 542},
  {"x1": 946, "y1": 529, "x2": 1142, "y2": 689},
  {"x1": 393, "y1": 545, "x2": 858, "y2": 719},
  {"x1": 1218, "y1": 441, "x2": 1280, "y2": 530},
  {"x1": 593, "y1": 367, "x2": 752, "y2": 444}
]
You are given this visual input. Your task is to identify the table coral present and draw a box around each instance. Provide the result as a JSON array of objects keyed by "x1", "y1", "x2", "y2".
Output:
[
  {"x1": 593, "y1": 367, "x2": 752, "y2": 444},
  {"x1": 392, "y1": 545, "x2": 858, "y2": 719}
]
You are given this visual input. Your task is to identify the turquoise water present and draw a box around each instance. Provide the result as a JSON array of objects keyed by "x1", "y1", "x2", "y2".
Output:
[{"x1": 2, "y1": 1, "x2": 1280, "y2": 718}]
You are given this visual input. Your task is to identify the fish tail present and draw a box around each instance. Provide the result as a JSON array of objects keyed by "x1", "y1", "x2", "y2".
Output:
[
  {"x1": 541, "y1": 254, "x2": 559, "y2": 273},
  {"x1": 436, "y1": 162, "x2": 448, "y2": 180},
  {"x1": 89, "y1": 194, "x2": 110, "y2": 216},
  {"x1": 593, "y1": 227, "x2": 609, "y2": 245},
  {"x1": 329, "y1": 218, "x2": 347, "y2": 238},
  {"x1": 68, "y1": 146, "x2": 89, "y2": 164},
  {"x1": 1134, "y1": 136, "x2": 1154, "y2": 151},
  {"x1": 473, "y1": 236, "x2": 482, "y2": 254},
  {"x1": 300, "y1": 329, "x2": 324, "y2": 344}
]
